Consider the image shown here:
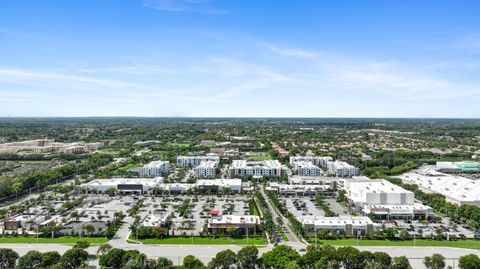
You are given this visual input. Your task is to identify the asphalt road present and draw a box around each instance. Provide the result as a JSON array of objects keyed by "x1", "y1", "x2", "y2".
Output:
[
  {"x1": 259, "y1": 187, "x2": 305, "y2": 247},
  {"x1": 1, "y1": 242, "x2": 479, "y2": 269}
]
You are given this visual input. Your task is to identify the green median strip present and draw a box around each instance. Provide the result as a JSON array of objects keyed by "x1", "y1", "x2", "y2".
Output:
[
  {"x1": 0, "y1": 236, "x2": 109, "y2": 245},
  {"x1": 310, "y1": 239, "x2": 480, "y2": 249},
  {"x1": 133, "y1": 236, "x2": 268, "y2": 245}
]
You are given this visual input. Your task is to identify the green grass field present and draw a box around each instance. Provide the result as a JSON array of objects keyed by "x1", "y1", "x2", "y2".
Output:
[
  {"x1": 249, "y1": 200, "x2": 260, "y2": 216},
  {"x1": 0, "y1": 236, "x2": 109, "y2": 245},
  {"x1": 311, "y1": 239, "x2": 480, "y2": 249},
  {"x1": 246, "y1": 153, "x2": 270, "y2": 161},
  {"x1": 116, "y1": 162, "x2": 139, "y2": 172},
  {"x1": 279, "y1": 229, "x2": 289, "y2": 242},
  {"x1": 135, "y1": 236, "x2": 268, "y2": 245}
]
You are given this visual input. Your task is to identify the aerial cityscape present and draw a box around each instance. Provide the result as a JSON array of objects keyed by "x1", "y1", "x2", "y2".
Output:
[{"x1": 1, "y1": 1, "x2": 480, "y2": 269}]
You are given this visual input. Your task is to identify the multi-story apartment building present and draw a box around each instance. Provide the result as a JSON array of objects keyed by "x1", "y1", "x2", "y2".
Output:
[
  {"x1": 327, "y1": 161, "x2": 359, "y2": 177},
  {"x1": 140, "y1": 161, "x2": 170, "y2": 177},
  {"x1": 228, "y1": 160, "x2": 285, "y2": 178},
  {"x1": 290, "y1": 156, "x2": 333, "y2": 168},
  {"x1": 293, "y1": 161, "x2": 322, "y2": 176},
  {"x1": 193, "y1": 160, "x2": 218, "y2": 178},
  {"x1": 176, "y1": 155, "x2": 220, "y2": 167}
]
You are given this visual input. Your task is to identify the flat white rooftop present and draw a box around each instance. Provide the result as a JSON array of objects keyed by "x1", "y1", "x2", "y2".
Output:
[
  {"x1": 197, "y1": 179, "x2": 241, "y2": 187},
  {"x1": 330, "y1": 161, "x2": 357, "y2": 169},
  {"x1": 142, "y1": 214, "x2": 169, "y2": 227},
  {"x1": 143, "y1": 161, "x2": 169, "y2": 168},
  {"x1": 299, "y1": 216, "x2": 374, "y2": 226},
  {"x1": 83, "y1": 177, "x2": 163, "y2": 187},
  {"x1": 231, "y1": 159, "x2": 282, "y2": 168},
  {"x1": 209, "y1": 215, "x2": 260, "y2": 225},
  {"x1": 399, "y1": 169, "x2": 480, "y2": 205},
  {"x1": 295, "y1": 161, "x2": 319, "y2": 169},
  {"x1": 195, "y1": 160, "x2": 218, "y2": 168},
  {"x1": 344, "y1": 177, "x2": 412, "y2": 200}
]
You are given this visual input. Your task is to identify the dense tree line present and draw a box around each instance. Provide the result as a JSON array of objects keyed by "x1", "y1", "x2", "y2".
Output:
[
  {"x1": 266, "y1": 191, "x2": 304, "y2": 238},
  {"x1": 254, "y1": 191, "x2": 276, "y2": 241},
  {"x1": 3, "y1": 244, "x2": 479, "y2": 269},
  {"x1": 0, "y1": 153, "x2": 112, "y2": 200}
]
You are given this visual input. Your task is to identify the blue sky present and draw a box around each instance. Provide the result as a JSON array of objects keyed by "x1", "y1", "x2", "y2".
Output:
[{"x1": 1, "y1": 0, "x2": 480, "y2": 117}]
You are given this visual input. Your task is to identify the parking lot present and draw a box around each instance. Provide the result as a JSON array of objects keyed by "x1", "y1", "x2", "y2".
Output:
[
  {"x1": 382, "y1": 217, "x2": 476, "y2": 238},
  {"x1": 142, "y1": 195, "x2": 252, "y2": 236},
  {"x1": 280, "y1": 196, "x2": 325, "y2": 219}
]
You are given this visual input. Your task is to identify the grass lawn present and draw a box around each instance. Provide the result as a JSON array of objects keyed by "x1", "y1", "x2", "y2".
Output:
[
  {"x1": 18, "y1": 160, "x2": 50, "y2": 164},
  {"x1": 249, "y1": 199, "x2": 260, "y2": 216},
  {"x1": 0, "y1": 236, "x2": 109, "y2": 245},
  {"x1": 246, "y1": 154, "x2": 271, "y2": 161},
  {"x1": 279, "y1": 229, "x2": 289, "y2": 242},
  {"x1": 311, "y1": 239, "x2": 480, "y2": 249},
  {"x1": 167, "y1": 143, "x2": 190, "y2": 149},
  {"x1": 135, "y1": 236, "x2": 268, "y2": 245},
  {"x1": 116, "y1": 162, "x2": 139, "y2": 172}
]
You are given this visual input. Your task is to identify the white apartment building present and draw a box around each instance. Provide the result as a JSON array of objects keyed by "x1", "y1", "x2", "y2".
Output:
[
  {"x1": 228, "y1": 160, "x2": 285, "y2": 178},
  {"x1": 176, "y1": 155, "x2": 220, "y2": 167},
  {"x1": 327, "y1": 161, "x2": 359, "y2": 177},
  {"x1": 140, "y1": 161, "x2": 170, "y2": 177},
  {"x1": 294, "y1": 161, "x2": 322, "y2": 176},
  {"x1": 343, "y1": 177, "x2": 432, "y2": 219},
  {"x1": 0, "y1": 139, "x2": 103, "y2": 154},
  {"x1": 193, "y1": 160, "x2": 218, "y2": 178},
  {"x1": 290, "y1": 156, "x2": 333, "y2": 167}
]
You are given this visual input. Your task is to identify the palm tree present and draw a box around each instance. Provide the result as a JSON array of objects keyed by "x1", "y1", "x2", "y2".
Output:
[{"x1": 96, "y1": 243, "x2": 112, "y2": 255}]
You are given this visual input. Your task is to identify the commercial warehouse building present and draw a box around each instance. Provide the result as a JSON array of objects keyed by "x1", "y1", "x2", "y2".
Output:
[
  {"x1": 142, "y1": 213, "x2": 170, "y2": 228},
  {"x1": 436, "y1": 161, "x2": 480, "y2": 173},
  {"x1": 82, "y1": 177, "x2": 250, "y2": 195},
  {"x1": 206, "y1": 215, "x2": 260, "y2": 235},
  {"x1": 82, "y1": 177, "x2": 164, "y2": 195},
  {"x1": 343, "y1": 177, "x2": 432, "y2": 219},
  {"x1": 228, "y1": 159, "x2": 286, "y2": 178},
  {"x1": 266, "y1": 182, "x2": 333, "y2": 196},
  {"x1": 400, "y1": 168, "x2": 480, "y2": 206},
  {"x1": 196, "y1": 179, "x2": 243, "y2": 194},
  {"x1": 288, "y1": 175, "x2": 339, "y2": 189},
  {"x1": 299, "y1": 216, "x2": 377, "y2": 236}
]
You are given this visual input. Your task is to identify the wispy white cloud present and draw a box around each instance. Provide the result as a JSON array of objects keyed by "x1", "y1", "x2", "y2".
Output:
[
  {"x1": 0, "y1": 67, "x2": 149, "y2": 90},
  {"x1": 330, "y1": 64, "x2": 476, "y2": 100},
  {"x1": 259, "y1": 43, "x2": 316, "y2": 58},
  {"x1": 77, "y1": 65, "x2": 177, "y2": 75},
  {"x1": 142, "y1": 0, "x2": 227, "y2": 15},
  {"x1": 254, "y1": 41, "x2": 480, "y2": 101}
]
